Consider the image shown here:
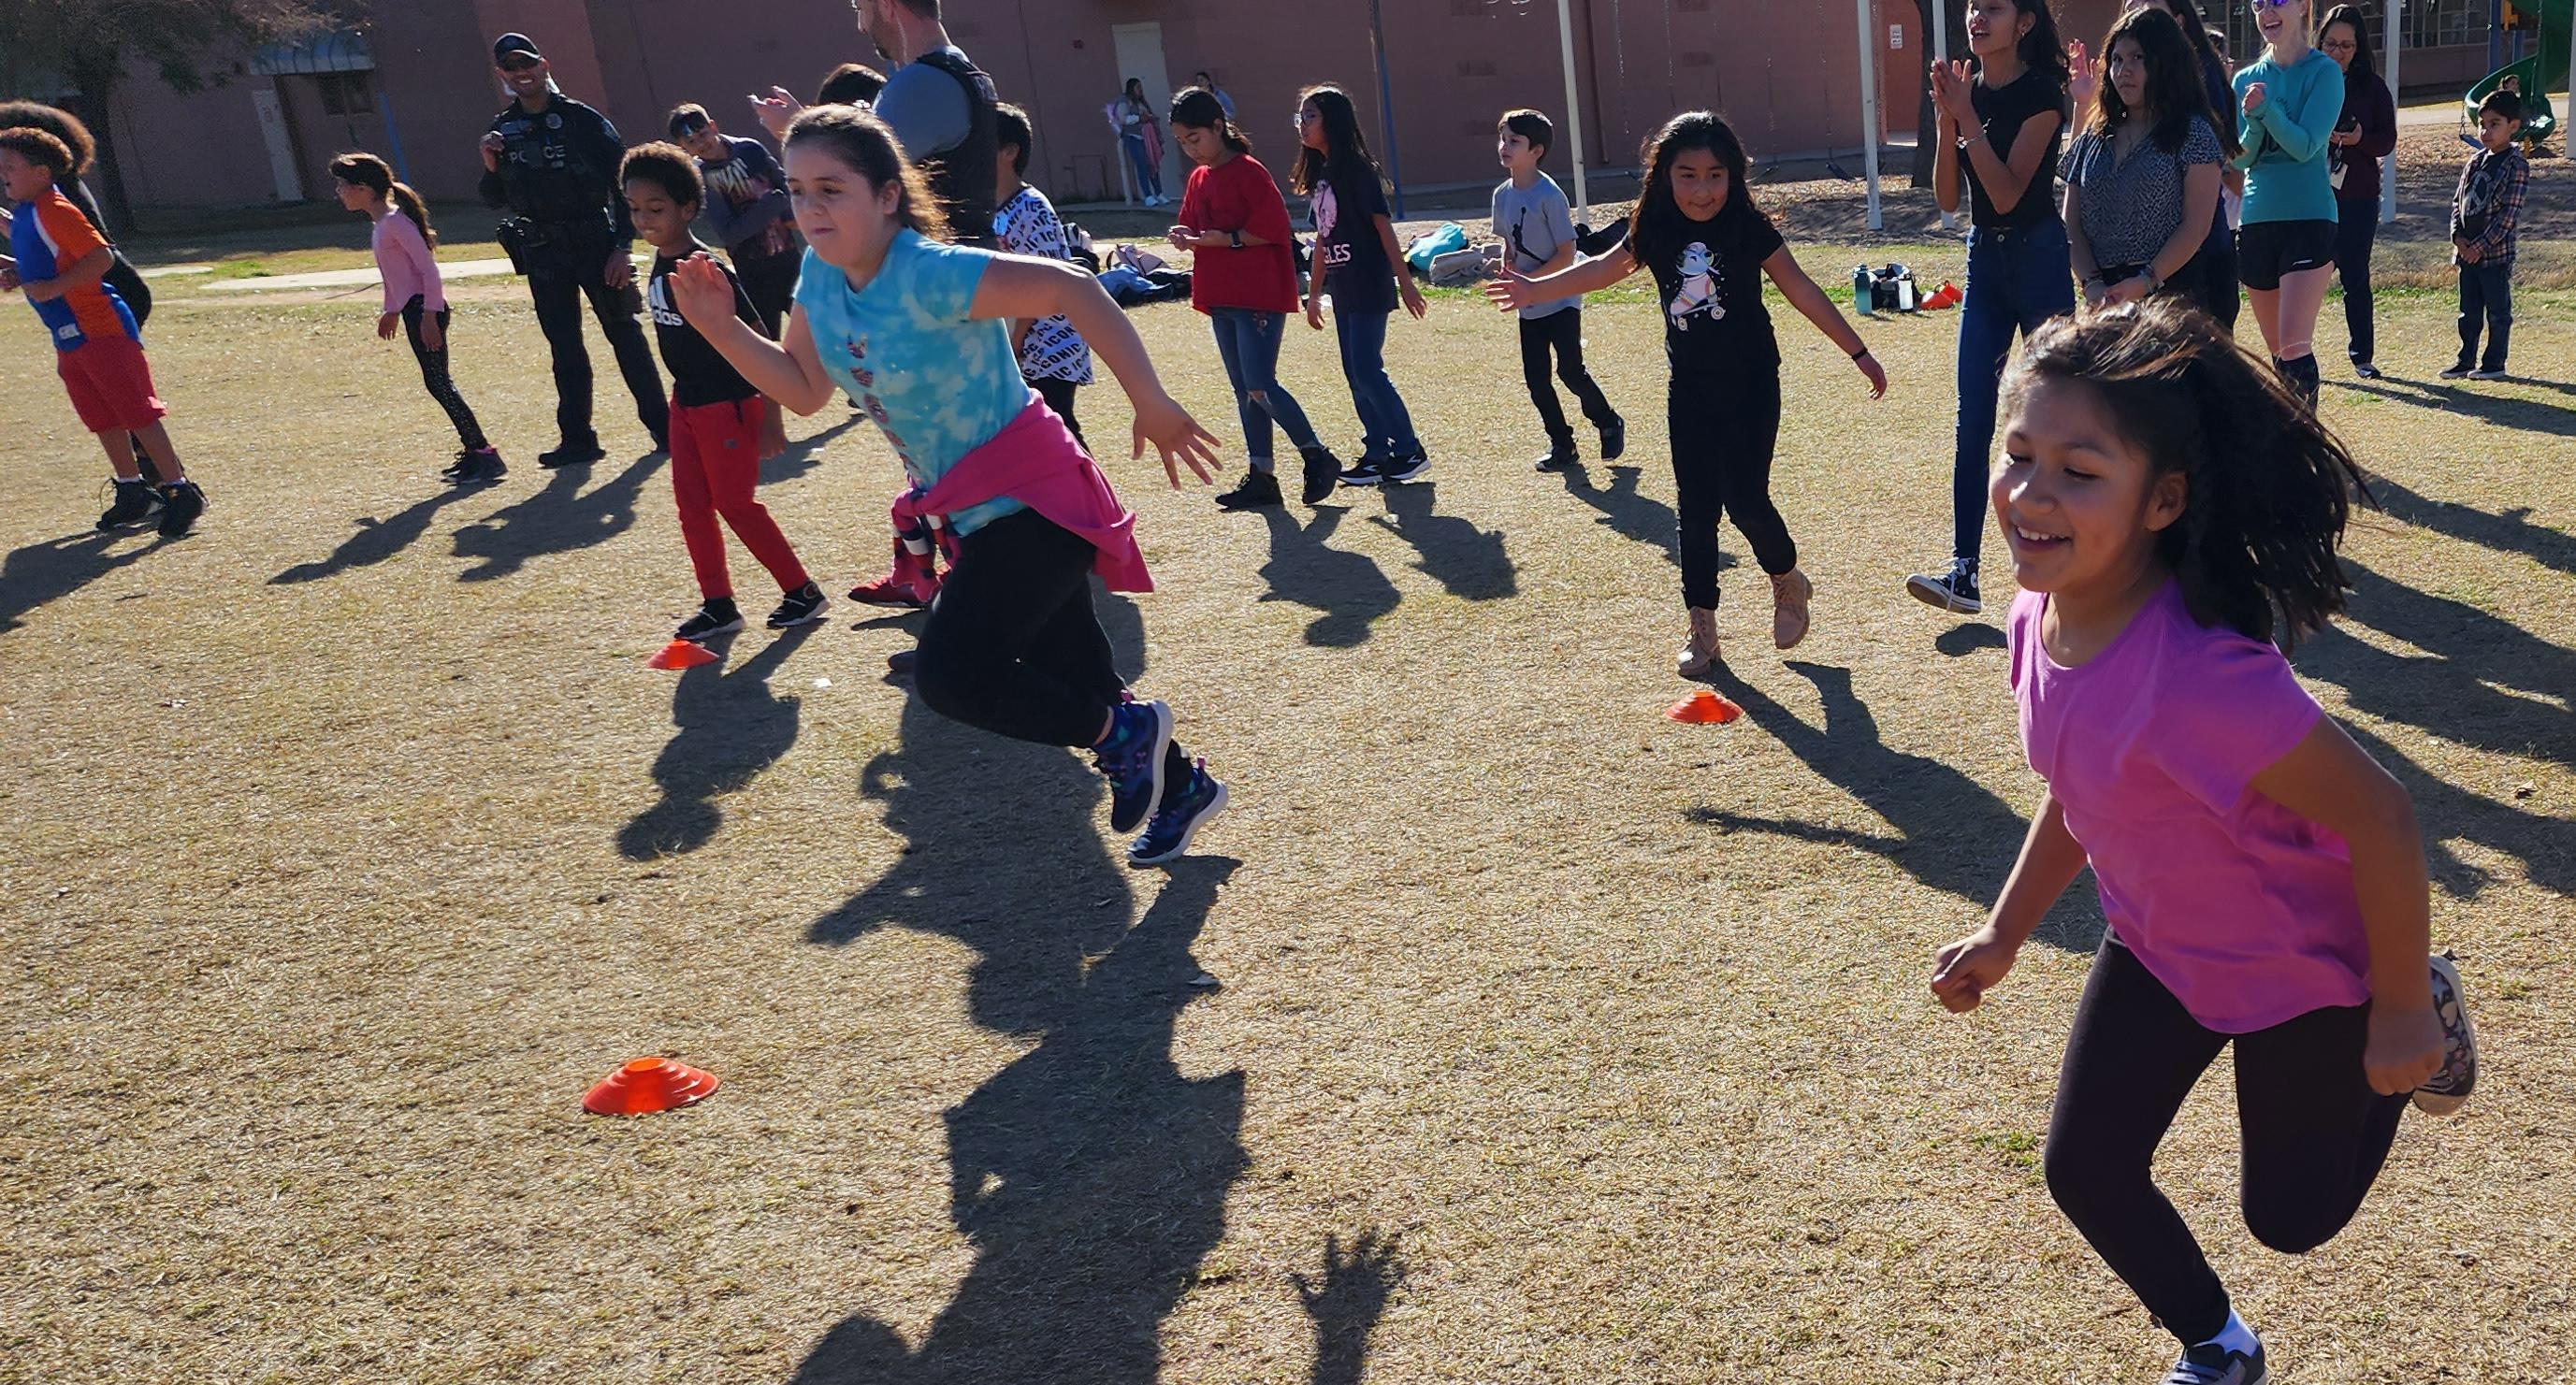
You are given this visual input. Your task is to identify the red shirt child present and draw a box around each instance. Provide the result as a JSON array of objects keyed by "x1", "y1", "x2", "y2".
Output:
[{"x1": 1178, "y1": 153, "x2": 1298, "y2": 315}]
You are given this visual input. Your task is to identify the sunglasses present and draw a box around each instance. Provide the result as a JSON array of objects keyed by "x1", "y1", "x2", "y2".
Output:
[
  {"x1": 2249, "y1": 0, "x2": 2301, "y2": 10},
  {"x1": 499, "y1": 57, "x2": 543, "y2": 72}
]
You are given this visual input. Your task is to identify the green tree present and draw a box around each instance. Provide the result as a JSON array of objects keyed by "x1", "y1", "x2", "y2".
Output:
[{"x1": 0, "y1": 0, "x2": 348, "y2": 231}]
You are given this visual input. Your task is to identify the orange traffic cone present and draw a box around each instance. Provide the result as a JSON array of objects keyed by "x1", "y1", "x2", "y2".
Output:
[
  {"x1": 584, "y1": 1056, "x2": 720, "y2": 1115},
  {"x1": 1665, "y1": 689, "x2": 1744, "y2": 725},
  {"x1": 646, "y1": 639, "x2": 720, "y2": 670}
]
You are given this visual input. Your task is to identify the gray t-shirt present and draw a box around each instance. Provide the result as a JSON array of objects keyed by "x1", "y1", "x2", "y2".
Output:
[
  {"x1": 1492, "y1": 173, "x2": 1580, "y2": 319},
  {"x1": 875, "y1": 48, "x2": 973, "y2": 156}
]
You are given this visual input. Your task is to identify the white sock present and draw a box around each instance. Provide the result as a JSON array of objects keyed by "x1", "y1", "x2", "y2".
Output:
[{"x1": 2202, "y1": 1308, "x2": 2260, "y2": 1357}]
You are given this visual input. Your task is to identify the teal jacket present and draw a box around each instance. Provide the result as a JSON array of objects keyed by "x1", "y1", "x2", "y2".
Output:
[{"x1": 2233, "y1": 49, "x2": 2346, "y2": 225}]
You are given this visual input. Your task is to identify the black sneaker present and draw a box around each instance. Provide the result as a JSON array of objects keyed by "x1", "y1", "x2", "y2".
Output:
[
  {"x1": 1535, "y1": 439, "x2": 1579, "y2": 471},
  {"x1": 96, "y1": 478, "x2": 160, "y2": 530},
  {"x1": 1299, "y1": 446, "x2": 1342, "y2": 505},
  {"x1": 539, "y1": 440, "x2": 606, "y2": 469},
  {"x1": 1128, "y1": 759, "x2": 1228, "y2": 867},
  {"x1": 1377, "y1": 446, "x2": 1429, "y2": 484},
  {"x1": 1215, "y1": 468, "x2": 1282, "y2": 511},
  {"x1": 440, "y1": 449, "x2": 477, "y2": 480},
  {"x1": 2438, "y1": 362, "x2": 2472, "y2": 381},
  {"x1": 765, "y1": 583, "x2": 830, "y2": 628},
  {"x1": 1904, "y1": 559, "x2": 1982, "y2": 615},
  {"x1": 2162, "y1": 1340, "x2": 2266, "y2": 1385},
  {"x1": 674, "y1": 602, "x2": 745, "y2": 641},
  {"x1": 1339, "y1": 454, "x2": 1387, "y2": 488},
  {"x1": 454, "y1": 447, "x2": 507, "y2": 486},
  {"x1": 885, "y1": 647, "x2": 918, "y2": 677},
  {"x1": 1092, "y1": 698, "x2": 1173, "y2": 833},
  {"x1": 2352, "y1": 361, "x2": 2382, "y2": 380},
  {"x1": 1599, "y1": 415, "x2": 1627, "y2": 461},
  {"x1": 155, "y1": 480, "x2": 206, "y2": 538},
  {"x1": 2413, "y1": 953, "x2": 2479, "y2": 1115}
]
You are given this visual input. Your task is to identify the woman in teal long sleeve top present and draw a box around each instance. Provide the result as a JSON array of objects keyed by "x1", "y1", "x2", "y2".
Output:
[{"x1": 2231, "y1": 0, "x2": 2344, "y2": 408}]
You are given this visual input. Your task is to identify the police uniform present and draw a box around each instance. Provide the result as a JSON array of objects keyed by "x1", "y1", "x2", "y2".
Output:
[{"x1": 479, "y1": 89, "x2": 670, "y2": 453}]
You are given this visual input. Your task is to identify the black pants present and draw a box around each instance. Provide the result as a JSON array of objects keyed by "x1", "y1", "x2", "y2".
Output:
[
  {"x1": 2332, "y1": 206, "x2": 2377, "y2": 365},
  {"x1": 2456, "y1": 263, "x2": 2511, "y2": 372},
  {"x1": 400, "y1": 296, "x2": 489, "y2": 452},
  {"x1": 1032, "y1": 376, "x2": 1085, "y2": 448},
  {"x1": 733, "y1": 248, "x2": 802, "y2": 339},
  {"x1": 526, "y1": 249, "x2": 669, "y2": 449},
  {"x1": 2044, "y1": 937, "x2": 2408, "y2": 1347},
  {"x1": 1669, "y1": 372, "x2": 1794, "y2": 609},
  {"x1": 2200, "y1": 230, "x2": 2241, "y2": 333},
  {"x1": 1518, "y1": 306, "x2": 1618, "y2": 446}
]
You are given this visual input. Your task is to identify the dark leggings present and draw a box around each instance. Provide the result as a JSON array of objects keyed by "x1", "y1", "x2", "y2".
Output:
[
  {"x1": 1669, "y1": 371, "x2": 1794, "y2": 609},
  {"x1": 400, "y1": 297, "x2": 489, "y2": 452},
  {"x1": 916, "y1": 509, "x2": 1189, "y2": 786},
  {"x1": 1519, "y1": 306, "x2": 1618, "y2": 445},
  {"x1": 2044, "y1": 937, "x2": 2409, "y2": 1347},
  {"x1": 1032, "y1": 376, "x2": 1085, "y2": 449},
  {"x1": 2332, "y1": 204, "x2": 2377, "y2": 365}
]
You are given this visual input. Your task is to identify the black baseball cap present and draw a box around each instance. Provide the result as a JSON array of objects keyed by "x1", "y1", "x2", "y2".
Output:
[{"x1": 493, "y1": 34, "x2": 543, "y2": 65}]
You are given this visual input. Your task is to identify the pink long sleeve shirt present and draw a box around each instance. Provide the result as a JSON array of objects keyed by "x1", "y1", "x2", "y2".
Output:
[{"x1": 371, "y1": 210, "x2": 445, "y2": 315}]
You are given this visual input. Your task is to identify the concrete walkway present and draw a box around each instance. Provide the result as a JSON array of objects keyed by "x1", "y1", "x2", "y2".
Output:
[{"x1": 198, "y1": 257, "x2": 521, "y2": 293}]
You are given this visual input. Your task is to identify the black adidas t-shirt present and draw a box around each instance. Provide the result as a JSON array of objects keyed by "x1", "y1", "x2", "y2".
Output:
[
  {"x1": 647, "y1": 246, "x2": 764, "y2": 408},
  {"x1": 1639, "y1": 211, "x2": 1786, "y2": 377}
]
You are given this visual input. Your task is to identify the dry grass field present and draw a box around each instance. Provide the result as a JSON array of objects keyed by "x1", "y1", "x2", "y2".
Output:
[{"x1": 3, "y1": 198, "x2": 2571, "y2": 1382}]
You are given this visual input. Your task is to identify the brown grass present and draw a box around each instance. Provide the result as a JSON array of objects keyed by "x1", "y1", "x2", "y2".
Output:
[{"x1": 1, "y1": 218, "x2": 2570, "y2": 1384}]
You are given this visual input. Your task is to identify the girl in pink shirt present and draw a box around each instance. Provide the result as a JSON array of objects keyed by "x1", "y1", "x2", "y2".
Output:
[
  {"x1": 330, "y1": 153, "x2": 502, "y2": 485},
  {"x1": 1929, "y1": 299, "x2": 2476, "y2": 1385}
]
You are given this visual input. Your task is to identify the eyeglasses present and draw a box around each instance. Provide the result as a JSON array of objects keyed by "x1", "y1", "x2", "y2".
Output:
[{"x1": 2249, "y1": 0, "x2": 2300, "y2": 11}]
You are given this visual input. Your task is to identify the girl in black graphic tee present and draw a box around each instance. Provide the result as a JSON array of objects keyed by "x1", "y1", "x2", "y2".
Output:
[
  {"x1": 1488, "y1": 111, "x2": 1885, "y2": 677},
  {"x1": 1292, "y1": 84, "x2": 1429, "y2": 484}
]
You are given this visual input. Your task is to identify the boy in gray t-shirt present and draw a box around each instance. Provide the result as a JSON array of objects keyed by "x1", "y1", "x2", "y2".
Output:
[{"x1": 1493, "y1": 108, "x2": 1624, "y2": 470}]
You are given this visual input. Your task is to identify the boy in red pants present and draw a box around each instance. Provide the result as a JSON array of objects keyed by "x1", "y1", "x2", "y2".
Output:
[
  {"x1": 621, "y1": 143, "x2": 827, "y2": 639},
  {"x1": 0, "y1": 127, "x2": 204, "y2": 536}
]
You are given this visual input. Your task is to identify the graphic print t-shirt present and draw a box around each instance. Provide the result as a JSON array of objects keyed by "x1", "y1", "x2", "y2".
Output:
[
  {"x1": 1641, "y1": 212, "x2": 1784, "y2": 376},
  {"x1": 1492, "y1": 173, "x2": 1580, "y2": 319},
  {"x1": 1310, "y1": 161, "x2": 1397, "y2": 316},
  {"x1": 992, "y1": 186, "x2": 1094, "y2": 384},
  {"x1": 647, "y1": 247, "x2": 764, "y2": 408},
  {"x1": 701, "y1": 136, "x2": 798, "y2": 260}
]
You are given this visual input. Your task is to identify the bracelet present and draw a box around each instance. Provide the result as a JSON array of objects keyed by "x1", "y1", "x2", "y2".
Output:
[{"x1": 1850, "y1": 346, "x2": 1874, "y2": 361}]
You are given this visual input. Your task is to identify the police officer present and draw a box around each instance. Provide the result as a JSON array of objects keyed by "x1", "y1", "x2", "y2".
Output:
[{"x1": 478, "y1": 33, "x2": 668, "y2": 468}]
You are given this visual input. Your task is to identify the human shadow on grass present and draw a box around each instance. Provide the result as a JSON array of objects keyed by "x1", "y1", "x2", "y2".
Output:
[
  {"x1": 795, "y1": 685, "x2": 1246, "y2": 1382},
  {"x1": 1258, "y1": 505, "x2": 1401, "y2": 647},
  {"x1": 1935, "y1": 622, "x2": 2007, "y2": 656},
  {"x1": 2366, "y1": 473, "x2": 2576, "y2": 576},
  {"x1": 764, "y1": 416, "x2": 863, "y2": 485},
  {"x1": 1369, "y1": 482, "x2": 1517, "y2": 600},
  {"x1": 0, "y1": 530, "x2": 161, "y2": 634},
  {"x1": 1296, "y1": 1228, "x2": 1408, "y2": 1385},
  {"x1": 1686, "y1": 661, "x2": 2102, "y2": 950},
  {"x1": 450, "y1": 450, "x2": 667, "y2": 583},
  {"x1": 268, "y1": 485, "x2": 482, "y2": 585},
  {"x1": 2296, "y1": 559, "x2": 2573, "y2": 770},
  {"x1": 1558, "y1": 462, "x2": 1736, "y2": 577},
  {"x1": 2339, "y1": 717, "x2": 2573, "y2": 900},
  {"x1": 615, "y1": 624, "x2": 816, "y2": 859},
  {"x1": 2333, "y1": 377, "x2": 2576, "y2": 439}
]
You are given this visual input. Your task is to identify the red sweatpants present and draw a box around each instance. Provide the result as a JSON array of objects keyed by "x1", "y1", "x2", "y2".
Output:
[{"x1": 671, "y1": 394, "x2": 810, "y2": 599}]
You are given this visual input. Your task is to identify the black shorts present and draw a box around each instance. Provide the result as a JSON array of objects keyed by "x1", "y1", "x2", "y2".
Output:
[{"x1": 2236, "y1": 219, "x2": 2337, "y2": 290}]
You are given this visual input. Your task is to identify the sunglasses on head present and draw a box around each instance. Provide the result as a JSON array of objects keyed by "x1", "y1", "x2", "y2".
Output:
[{"x1": 2249, "y1": 0, "x2": 2300, "y2": 10}]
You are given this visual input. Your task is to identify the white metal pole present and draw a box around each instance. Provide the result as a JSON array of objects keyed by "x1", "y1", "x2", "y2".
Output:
[
  {"x1": 2383, "y1": 0, "x2": 2400, "y2": 224},
  {"x1": 1932, "y1": 0, "x2": 1955, "y2": 230},
  {"x1": 1859, "y1": 0, "x2": 1883, "y2": 228},
  {"x1": 1557, "y1": 0, "x2": 1592, "y2": 221}
]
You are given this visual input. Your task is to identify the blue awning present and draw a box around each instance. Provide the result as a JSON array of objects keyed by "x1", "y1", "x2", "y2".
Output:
[{"x1": 253, "y1": 32, "x2": 375, "y2": 76}]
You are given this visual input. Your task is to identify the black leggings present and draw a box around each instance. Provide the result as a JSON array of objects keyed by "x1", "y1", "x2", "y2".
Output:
[
  {"x1": 915, "y1": 510, "x2": 1189, "y2": 782},
  {"x1": 2044, "y1": 937, "x2": 2409, "y2": 1346},
  {"x1": 2333, "y1": 205, "x2": 2377, "y2": 366},
  {"x1": 1519, "y1": 307, "x2": 1617, "y2": 445},
  {"x1": 1669, "y1": 372, "x2": 1794, "y2": 609},
  {"x1": 734, "y1": 249, "x2": 802, "y2": 338},
  {"x1": 401, "y1": 297, "x2": 489, "y2": 452},
  {"x1": 1032, "y1": 376, "x2": 1085, "y2": 448}
]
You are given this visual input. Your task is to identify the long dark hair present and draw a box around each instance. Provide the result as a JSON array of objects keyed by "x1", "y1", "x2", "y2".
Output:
[
  {"x1": 784, "y1": 104, "x2": 950, "y2": 240},
  {"x1": 328, "y1": 151, "x2": 439, "y2": 247},
  {"x1": 0, "y1": 101, "x2": 94, "y2": 177},
  {"x1": 1627, "y1": 110, "x2": 1769, "y2": 267},
  {"x1": 1985, "y1": 0, "x2": 2071, "y2": 91},
  {"x1": 1170, "y1": 87, "x2": 1251, "y2": 154},
  {"x1": 2003, "y1": 300, "x2": 2368, "y2": 643},
  {"x1": 2090, "y1": 7, "x2": 2220, "y2": 153},
  {"x1": 2318, "y1": 4, "x2": 2378, "y2": 82},
  {"x1": 1291, "y1": 84, "x2": 1382, "y2": 195}
]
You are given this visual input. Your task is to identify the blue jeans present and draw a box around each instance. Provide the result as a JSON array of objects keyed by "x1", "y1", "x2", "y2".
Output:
[
  {"x1": 1121, "y1": 135, "x2": 1162, "y2": 200},
  {"x1": 2456, "y1": 262, "x2": 2511, "y2": 372},
  {"x1": 1952, "y1": 220, "x2": 2076, "y2": 565},
  {"x1": 1334, "y1": 310, "x2": 1419, "y2": 457},
  {"x1": 1208, "y1": 308, "x2": 1319, "y2": 463}
]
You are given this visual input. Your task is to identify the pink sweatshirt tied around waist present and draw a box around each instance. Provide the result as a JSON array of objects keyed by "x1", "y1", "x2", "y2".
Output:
[{"x1": 890, "y1": 396, "x2": 1152, "y2": 593}]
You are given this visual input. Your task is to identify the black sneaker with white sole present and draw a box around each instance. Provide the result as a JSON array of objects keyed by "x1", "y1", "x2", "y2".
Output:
[
  {"x1": 1339, "y1": 454, "x2": 1387, "y2": 487},
  {"x1": 765, "y1": 583, "x2": 830, "y2": 628},
  {"x1": 155, "y1": 480, "x2": 207, "y2": 538},
  {"x1": 1215, "y1": 468, "x2": 1282, "y2": 510},
  {"x1": 97, "y1": 478, "x2": 160, "y2": 530},
  {"x1": 1128, "y1": 759, "x2": 1227, "y2": 867},
  {"x1": 2163, "y1": 1341, "x2": 2266, "y2": 1385},
  {"x1": 1377, "y1": 447, "x2": 1429, "y2": 484},
  {"x1": 1905, "y1": 559, "x2": 1982, "y2": 614},
  {"x1": 675, "y1": 601, "x2": 745, "y2": 642},
  {"x1": 540, "y1": 439, "x2": 607, "y2": 469},
  {"x1": 453, "y1": 448, "x2": 507, "y2": 486}
]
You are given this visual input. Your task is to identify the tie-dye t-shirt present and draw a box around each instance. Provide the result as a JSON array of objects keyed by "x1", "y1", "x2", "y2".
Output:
[{"x1": 796, "y1": 230, "x2": 1033, "y2": 535}]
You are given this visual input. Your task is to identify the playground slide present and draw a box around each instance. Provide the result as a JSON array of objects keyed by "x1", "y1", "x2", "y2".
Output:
[{"x1": 2464, "y1": 0, "x2": 2569, "y2": 142}]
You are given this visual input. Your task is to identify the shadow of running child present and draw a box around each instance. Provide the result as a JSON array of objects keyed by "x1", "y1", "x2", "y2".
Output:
[{"x1": 615, "y1": 623, "x2": 817, "y2": 859}]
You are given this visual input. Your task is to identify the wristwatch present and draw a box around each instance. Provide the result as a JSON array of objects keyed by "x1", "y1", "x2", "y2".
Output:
[{"x1": 2140, "y1": 267, "x2": 2164, "y2": 293}]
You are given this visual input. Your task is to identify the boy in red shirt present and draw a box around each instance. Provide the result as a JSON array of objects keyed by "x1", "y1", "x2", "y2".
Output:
[{"x1": 0, "y1": 127, "x2": 204, "y2": 535}]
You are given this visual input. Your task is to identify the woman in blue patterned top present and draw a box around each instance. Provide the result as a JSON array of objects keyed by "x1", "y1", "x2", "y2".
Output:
[
  {"x1": 2061, "y1": 7, "x2": 2225, "y2": 314},
  {"x1": 667, "y1": 106, "x2": 1235, "y2": 866}
]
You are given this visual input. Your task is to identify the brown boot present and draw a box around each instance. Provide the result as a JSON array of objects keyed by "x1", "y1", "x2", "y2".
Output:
[
  {"x1": 1770, "y1": 569, "x2": 1814, "y2": 650},
  {"x1": 1675, "y1": 606, "x2": 1720, "y2": 676}
]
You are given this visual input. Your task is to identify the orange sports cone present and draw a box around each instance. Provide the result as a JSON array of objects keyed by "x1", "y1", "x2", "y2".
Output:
[
  {"x1": 646, "y1": 639, "x2": 720, "y2": 670},
  {"x1": 583, "y1": 1056, "x2": 720, "y2": 1115},
  {"x1": 1665, "y1": 689, "x2": 1744, "y2": 725},
  {"x1": 1924, "y1": 281, "x2": 1962, "y2": 310}
]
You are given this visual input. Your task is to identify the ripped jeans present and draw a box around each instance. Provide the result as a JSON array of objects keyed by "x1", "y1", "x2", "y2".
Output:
[{"x1": 1208, "y1": 307, "x2": 1321, "y2": 464}]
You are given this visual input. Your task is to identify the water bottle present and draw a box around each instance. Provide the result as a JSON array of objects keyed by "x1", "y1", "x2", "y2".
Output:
[
  {"x1": 1852, "y1": 265, "x2": 1874, "y2": 315},
  {"x1": 1897, "y1": 274, "x2": 1918, "y2": 312}
]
